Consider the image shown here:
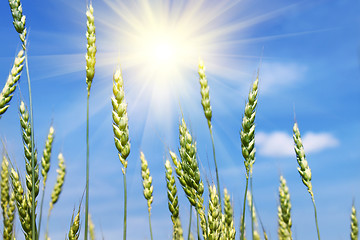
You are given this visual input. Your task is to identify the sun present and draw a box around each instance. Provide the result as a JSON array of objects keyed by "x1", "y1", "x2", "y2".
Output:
[{"x1": 98, "y1": 0, "x2": 284, "y2": 138}]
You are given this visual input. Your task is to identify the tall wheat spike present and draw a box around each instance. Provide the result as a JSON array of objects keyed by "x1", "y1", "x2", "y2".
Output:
[
  {"x1": 85, "y1": 3, "x2": 96, "y2": 240},
  {"x1": 293, "y1": 122, "x2": 320, "y2": 240},
  {"x1": 240, "y1": 73, "x2": 258, "y2": 240},
  {"x1": 112, "y1": 66, "x2": 131, "y2": 240},
  {"x1": 198, "y1": 59, "x2": 221, "y2": 206},
  {"x1": 19, "y1": 101, "x2": 39, "y2": 240}
]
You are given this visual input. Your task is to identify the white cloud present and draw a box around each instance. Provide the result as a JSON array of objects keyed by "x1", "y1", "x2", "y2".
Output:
[
  {"x1": 256, "y1": 131, "x2": 339, "y2": 157},
  {"x1": 260, "y1": 62, "x2": 307, "y2": 94}
]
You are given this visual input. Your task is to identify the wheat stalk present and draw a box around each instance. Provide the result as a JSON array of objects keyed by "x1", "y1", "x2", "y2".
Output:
[
  {"x1": 0, "y1": 49, "x2": 25, "y2": 117},
  {"x1": 278, "y1": 175, "x2": 292, "y2": 240},
  {"x1": 178, "y1": 118, "x2": 208, "y2": 239},
  {"x1": 198, "y1": 59, "x2": 221, "y2": 207},
  {"x1": 351, "y1": 204, "x2": 359, "y2": 240},
  {"x1": 112, "y1": 66, "x2": 131, "y2": 240},
  {"x1": 240, "y1": 73, "x2": 258, "y2": 240},
  {"x1": 293, "y1": 122, "x2": 320, "y2": 240},
  {"x1": 84, "y1": 3, "x2": 96, "y2": 240},
  {"x1": 19, "y1": 101, "x2": 39, "y2": 239}
]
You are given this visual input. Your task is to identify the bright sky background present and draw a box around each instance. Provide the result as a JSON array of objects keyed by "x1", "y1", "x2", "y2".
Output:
[{"x1": 0, "y1": 0, "x2": 359, "y2": 239}]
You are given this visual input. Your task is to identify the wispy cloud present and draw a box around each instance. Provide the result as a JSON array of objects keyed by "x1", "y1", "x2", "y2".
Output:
[
  {"x1": 260, "y1": 62, "x2": 307, "y2": 94},
  {"x1": 256, "y1": 131, "x2": 339, "y2": 157}
]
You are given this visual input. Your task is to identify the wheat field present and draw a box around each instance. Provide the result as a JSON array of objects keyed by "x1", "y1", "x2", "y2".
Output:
[{"x1": 0, "y1": 0, "x2": 359, "y2": 239}]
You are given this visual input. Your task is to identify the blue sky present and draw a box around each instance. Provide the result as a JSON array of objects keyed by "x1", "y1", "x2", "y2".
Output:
[{"x1": 0, "y1": 0, "x2": 359, "y2": 239}]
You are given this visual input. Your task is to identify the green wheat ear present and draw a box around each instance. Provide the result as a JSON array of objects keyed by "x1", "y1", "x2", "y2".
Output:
[
  {"x1": 351, "y1": 204, "x2": 359, "y2": 240},
  {"x1": 10, "y1": 168, "x2": 33, "y2": 239},
  {"x1": 293, "y1": 122, "x2": 320, "y2": 240},
  {"x1": 241, "y1": 73, "x2": 258, "y2": 176},
  {"x1": 240, "y1": 72, "x2": 259, "y2": 240},
  {"x1": 85, "y1": 3, "x2": 96, "y2": 95},
  {"x1": 140, "y1": 152, "x2": 153, "y2": 212},
  {"x1": 165, "y1": 159, "x2": 184, "y2": 240},
  {"x1": 140, "y1": 152, "x2": 154, "y2": 240},
  {"x1": 208, "y1": 185, "x2": 222, "y2": 240},
  {"x1": 278, "y1": 175, "x2": 292, "y2": 240},
  {"x1": 223, "y1": 188, "x2": 236, "y2": 240},
  {"x1": 0, "y1": 49, "x2": 25, "y2": 117},
  {"x1": 198, "y1": 59, "x2": 212, "y2": 127},
  {"x1": 293, "y1": 122, "x2": 313, "y2": 196},
  {"x1": 1, "y1": 155, "x2": 16, "y2": 240},
  {"x1": 67, "y1": 208, "x2": 81, "y2": 240},
  {"x1": 8, "y1": 0, "x2": 27, "y2": 49}
]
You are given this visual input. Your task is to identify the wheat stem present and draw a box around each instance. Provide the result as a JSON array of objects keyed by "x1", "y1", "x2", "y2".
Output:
[
  {"x1": 85, "y1": 92, "x2": 90, "y2": 240},
  {"x1": 188, "y1": 205, "x2": 192, "y2": 240}
]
